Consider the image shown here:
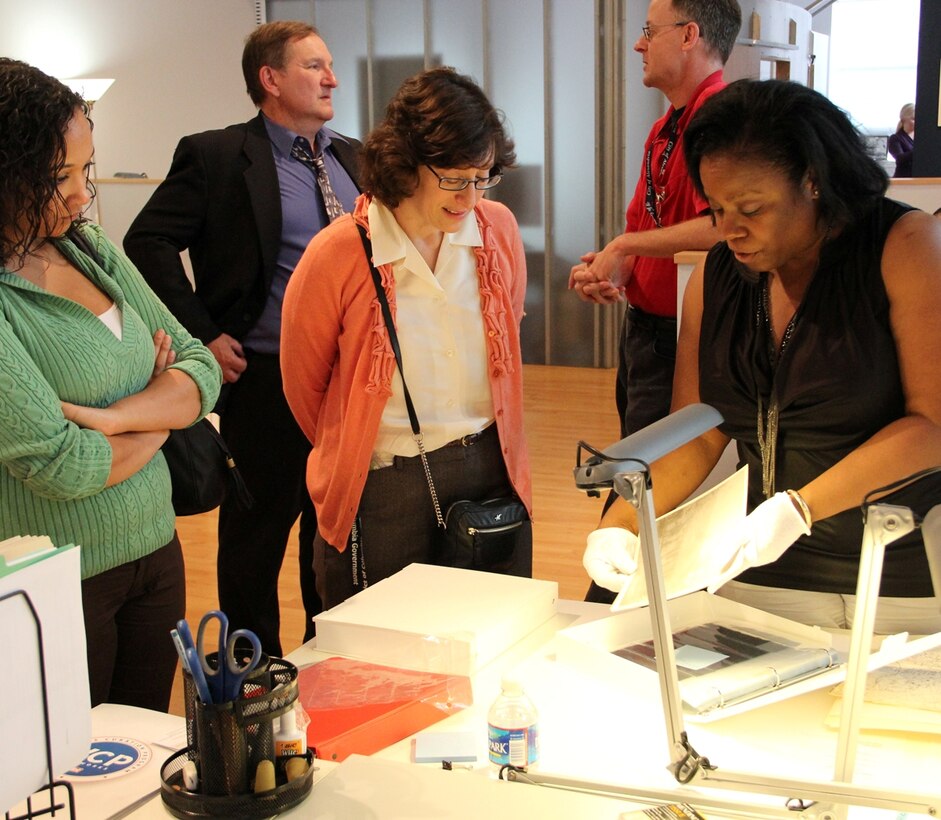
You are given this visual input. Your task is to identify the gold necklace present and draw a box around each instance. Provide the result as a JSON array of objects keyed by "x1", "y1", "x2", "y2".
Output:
[{"x1": 756, "y1": 272, "x2": 800, "y2": 498}]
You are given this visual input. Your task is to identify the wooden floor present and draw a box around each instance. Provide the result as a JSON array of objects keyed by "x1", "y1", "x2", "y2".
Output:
[{"x1": 170, "y1": 364, "x2": 620, "y2": 716}]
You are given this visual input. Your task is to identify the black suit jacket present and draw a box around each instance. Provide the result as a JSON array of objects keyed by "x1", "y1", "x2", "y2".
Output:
[{"x1": 124, "y1": 112, "x2": 362, "y2": 343}]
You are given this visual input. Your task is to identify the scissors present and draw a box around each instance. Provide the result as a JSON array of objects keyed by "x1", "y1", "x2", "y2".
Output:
[{"x1": 195, "y1": 610, "x2": 263, "y2": 703}]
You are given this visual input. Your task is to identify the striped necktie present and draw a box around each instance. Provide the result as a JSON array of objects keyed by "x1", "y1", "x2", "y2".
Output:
[{"x1": 291, "y1": 136, "x2": 346, "y2": 222}]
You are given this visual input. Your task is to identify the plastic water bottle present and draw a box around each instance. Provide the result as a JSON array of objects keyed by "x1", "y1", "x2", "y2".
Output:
[{"x1": 487, "y1": 675, "x2": 539, "y2": 775}]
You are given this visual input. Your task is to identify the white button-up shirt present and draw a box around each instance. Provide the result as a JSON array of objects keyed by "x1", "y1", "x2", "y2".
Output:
[{"x1": 367, "y1": 199, "x2": 494, "y2": 466}]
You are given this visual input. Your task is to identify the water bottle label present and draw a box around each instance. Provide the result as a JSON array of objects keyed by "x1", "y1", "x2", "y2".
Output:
[{"x1": 487, "y1": 723, "x2": 538, "y2": 768}]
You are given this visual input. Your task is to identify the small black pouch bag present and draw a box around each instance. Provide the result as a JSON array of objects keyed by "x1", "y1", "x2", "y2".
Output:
[
  {"x1": 442, "y1": 496, "x2": 531, "y2": 573},
  {"x1": 162, "y1": 417, "x2": 253, "y2": 516}
]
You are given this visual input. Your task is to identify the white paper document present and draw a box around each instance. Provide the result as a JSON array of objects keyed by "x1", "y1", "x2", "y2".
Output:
[{"x1": 613, "y1": 467, "x2": 748, "y2": 611}]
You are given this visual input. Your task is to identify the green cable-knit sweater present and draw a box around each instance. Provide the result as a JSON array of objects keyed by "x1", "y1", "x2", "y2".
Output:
[{"x1": 0, "y1": 222, "x2": 221, "y2": 578}]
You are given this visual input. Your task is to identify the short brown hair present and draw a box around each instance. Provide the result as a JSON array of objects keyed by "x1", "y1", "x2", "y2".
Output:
[
  {"x1": 242, "y1": 21, "x2": 320, "y2": 106},
  {"x1": 361, "y1": 67, "x2": 516, "y2": 209},
  {"x1": 672, "y1": 0, "x2": 742, "y2": 64}
]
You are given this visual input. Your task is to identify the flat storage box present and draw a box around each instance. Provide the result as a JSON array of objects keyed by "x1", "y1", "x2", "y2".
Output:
[
  {"x1": 313, "y1": 564, "x2": 558, "y2": 676},
  {"x1": 556, "y1": 590, "x2": 941, "y2": 722}
]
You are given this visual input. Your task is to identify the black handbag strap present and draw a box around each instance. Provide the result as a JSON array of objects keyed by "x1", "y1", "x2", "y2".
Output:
[
  {"x1": 355, "y1": 223, "x2": 422, "y2": 438},
  {"x1": 355, "y1": 222, "x2": 444, "y2": 526}
]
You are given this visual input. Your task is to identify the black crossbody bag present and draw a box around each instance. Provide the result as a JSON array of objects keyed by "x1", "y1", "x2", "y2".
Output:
[{"x1": 356, "y1": 223, "x2": 530, "y2": 575}]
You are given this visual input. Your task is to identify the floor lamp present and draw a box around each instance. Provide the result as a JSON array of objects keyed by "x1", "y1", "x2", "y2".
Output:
[{"x1": 508, "y1": 404, "x2": 941, "y2": 819}]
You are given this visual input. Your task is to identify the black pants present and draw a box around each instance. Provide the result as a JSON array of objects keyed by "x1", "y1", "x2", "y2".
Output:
[
  {"x1": 587, "y1": 306, "x2": 678, "y2": 605},
  {"x1": 615, "y1": 305, "x2": 677, "y2": 438},
  {"x1": 217, "y1": 352, "x2": 320, "y2": 656},
  {"x1": 314, "y1": 423, "x2": 531, "y2": 610},
  {"x1": 82, "y1": 535, "x2": 185, "y2": 711}
]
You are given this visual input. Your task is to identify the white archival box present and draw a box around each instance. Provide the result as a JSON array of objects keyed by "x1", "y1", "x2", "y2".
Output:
[
  {"x1": 556, "y1": 590, "x2": 941, "y2": 723},
  {"x1": 313, "y1": 563, "x2": 558, "y2": 676}
]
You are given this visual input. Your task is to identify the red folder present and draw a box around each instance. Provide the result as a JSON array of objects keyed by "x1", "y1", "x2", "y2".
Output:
[{"x1": 297, "y1": 657, "x2": 473, "y2": 762}]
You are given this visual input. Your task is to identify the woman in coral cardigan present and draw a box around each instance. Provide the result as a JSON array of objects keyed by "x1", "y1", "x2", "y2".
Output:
[{"x1": 281, "y1": 68, "x2": 532, "y2": 609}]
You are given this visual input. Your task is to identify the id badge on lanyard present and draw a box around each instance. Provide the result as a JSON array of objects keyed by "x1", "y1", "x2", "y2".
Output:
[{"x1": 644, "y1": 110, "x2": 682, "y2": 228}]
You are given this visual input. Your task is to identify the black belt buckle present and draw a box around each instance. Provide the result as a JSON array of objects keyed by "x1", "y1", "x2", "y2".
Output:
[
  {"x1": 447, "y1": 424, "x2": 491, "y2": 448},
  {"x1": 460, "y1": 431, "x2": 481, "y2": 447}
]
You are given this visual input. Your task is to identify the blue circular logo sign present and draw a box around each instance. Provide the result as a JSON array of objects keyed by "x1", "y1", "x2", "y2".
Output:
[{"x1": 64, "y1": 737, "x2": 152, "y2": 781}]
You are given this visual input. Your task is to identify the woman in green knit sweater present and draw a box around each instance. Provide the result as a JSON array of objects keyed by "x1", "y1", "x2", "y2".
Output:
[{"x1": 0, "y1": 60, "x2": 221, "y2": 711}]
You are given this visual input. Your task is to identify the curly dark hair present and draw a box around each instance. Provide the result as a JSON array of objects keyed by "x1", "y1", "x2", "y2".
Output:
[
  {"x1": 684, "y1": 79, "x2": 887, "y2": 231},
  {"x1": 0, "y1": 58, "x2": 92, "y2": 267},
  {"x1": 361, "y1": 67, "x2": 516, "y2": 209}
]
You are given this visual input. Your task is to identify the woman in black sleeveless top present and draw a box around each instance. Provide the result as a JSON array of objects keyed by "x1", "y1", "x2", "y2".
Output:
[{"x1": 582, "y1": 80, "x2": 941, "y2": 634}]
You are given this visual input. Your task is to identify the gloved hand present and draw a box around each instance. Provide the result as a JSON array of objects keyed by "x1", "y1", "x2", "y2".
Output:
[
  {"x1": 707, "y1": 491, "x2": 812, "y2": 593},
  {"x1": 583, "y1": 527, "x2": 641, "y2": 593}
]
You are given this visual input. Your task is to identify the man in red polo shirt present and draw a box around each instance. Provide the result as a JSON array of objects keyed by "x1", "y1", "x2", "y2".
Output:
[
  {"x1": 570, "y1": 0, "x2": 741, "y2": 440},
  {"x1": 571, "y1": 0, "x2": 741, "y2": 604}
]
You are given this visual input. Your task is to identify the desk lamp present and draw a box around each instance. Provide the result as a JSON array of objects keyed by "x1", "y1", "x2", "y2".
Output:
[{"x1": 508, "y1": 404, "x2": 941, "y2": 820}]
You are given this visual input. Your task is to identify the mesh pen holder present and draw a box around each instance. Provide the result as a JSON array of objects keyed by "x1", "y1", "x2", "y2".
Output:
[{"x1": 161, "y1": 655, "x2": 314, "y2": 818}]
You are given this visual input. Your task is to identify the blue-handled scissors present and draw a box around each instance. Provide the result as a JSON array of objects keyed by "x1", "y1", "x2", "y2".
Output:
[{"x1": 195, "y1": 610, "x2": 263, "y2": 703}]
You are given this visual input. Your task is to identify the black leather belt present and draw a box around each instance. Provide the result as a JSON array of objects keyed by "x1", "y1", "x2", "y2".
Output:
[
  {"x1": 444, "y1": 423, "x2": 494, "y2": 448},
  {"x1": 627, "y1": 305, "x2": 677, "y2": 334}
]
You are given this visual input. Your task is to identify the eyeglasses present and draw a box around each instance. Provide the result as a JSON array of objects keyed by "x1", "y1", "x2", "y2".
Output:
[
  {"x1": 425, "y1": 165, "x2": 503, "y2": 191},
  {"x1": 642, "y1": 21, "x2": 689, "y2": 41}
]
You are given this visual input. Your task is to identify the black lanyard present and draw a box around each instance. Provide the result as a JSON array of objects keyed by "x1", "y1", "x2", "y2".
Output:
[{"x1": 644, "y1": 108, "x2": 683, "y2": 228}]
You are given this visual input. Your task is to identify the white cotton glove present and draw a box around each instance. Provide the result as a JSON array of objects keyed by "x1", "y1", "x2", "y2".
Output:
[
  {"x1": 583, "y1": 527, "x2": 641, "y2": 593},
  {"x1": 707, "y1": 491, "x2": 812, "y2": 593}
]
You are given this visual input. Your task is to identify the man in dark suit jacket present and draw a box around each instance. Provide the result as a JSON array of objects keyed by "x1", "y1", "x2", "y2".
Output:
[{"x1": 125, "y1": 21, "x2": 361, "y2": 656}]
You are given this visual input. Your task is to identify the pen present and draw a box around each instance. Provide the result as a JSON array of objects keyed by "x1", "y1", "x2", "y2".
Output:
[{"x1": 170, "y1": 628, "x2": 192, "y2": 675}]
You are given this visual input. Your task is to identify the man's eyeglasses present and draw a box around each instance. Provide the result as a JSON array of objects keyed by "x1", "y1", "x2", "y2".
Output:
[
  {"x1": 642, "y1": 21, "x2": 689, "y2": 41},
  {"x1": 426, "y1": 165, "x2": 503, "y2": 191}
]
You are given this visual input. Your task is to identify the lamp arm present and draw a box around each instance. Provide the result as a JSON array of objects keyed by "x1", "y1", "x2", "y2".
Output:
[{"x1": 622, "y1": 471, "x2": 689, "y2": 768}]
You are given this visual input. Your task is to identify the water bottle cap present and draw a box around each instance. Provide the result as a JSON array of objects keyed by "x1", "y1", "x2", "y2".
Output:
[{"x1": 500, "y1": 674, "x2": 524, "y2": 697}]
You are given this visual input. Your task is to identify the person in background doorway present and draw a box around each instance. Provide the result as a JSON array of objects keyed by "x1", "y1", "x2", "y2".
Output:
[
  {"x1": 569, "y1": 0, "x2": 742, "y2": 604},
  {"x1": 887, "y1": 102, "x2": 915, "y2": 178},
  {"x1": 583, "y1": 80, "x2": 941, "y2": 636},
  {"x1": 281, "y1": 67, "x2": 532, "y2": 609},
  {"x1": 125, "y1": 22, "x2": 362, "y2": 655},
  {"x1": 0, "y1": 59, "x2": 221, "y2": 709}
]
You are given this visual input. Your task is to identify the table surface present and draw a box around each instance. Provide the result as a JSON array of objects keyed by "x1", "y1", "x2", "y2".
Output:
[{"x1": 119, "y1": 599, "x2": 939, "y2": 819}]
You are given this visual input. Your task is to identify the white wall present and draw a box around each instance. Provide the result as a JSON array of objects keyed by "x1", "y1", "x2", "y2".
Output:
[
  {"x1": 826, "y1": 0, "x2": 919, "y2": 134},
  {"x1": 887, "y1": 181, "x2": 941, "y2": 214},
  {"x1": 0, "y1": 0, "x2": 259, "y2": 181}
]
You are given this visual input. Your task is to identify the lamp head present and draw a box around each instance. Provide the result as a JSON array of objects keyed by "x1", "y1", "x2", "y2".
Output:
[{"x1": 574, "y1": 404, "x2": 723, "y2": 496}]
